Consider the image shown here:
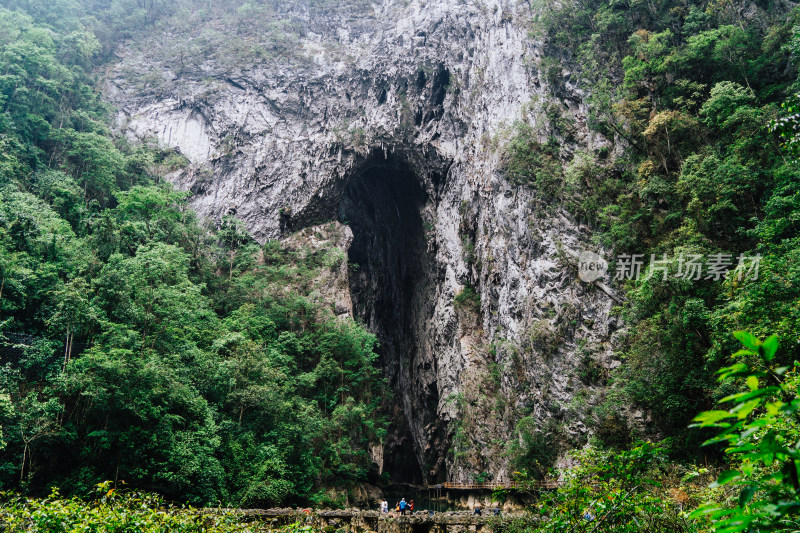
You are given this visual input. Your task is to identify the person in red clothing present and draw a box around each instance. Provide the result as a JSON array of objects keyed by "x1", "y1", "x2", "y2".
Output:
[{"x1": 410, "y1": 500, "x2": 415, "y2": 512}]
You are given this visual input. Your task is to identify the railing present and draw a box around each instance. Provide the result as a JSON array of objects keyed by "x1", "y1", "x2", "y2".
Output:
[{"x1": 439, "y1": 480, "x2": 563, "y2": 490}]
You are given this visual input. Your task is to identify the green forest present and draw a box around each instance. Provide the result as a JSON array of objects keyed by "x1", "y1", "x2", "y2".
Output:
[
  {"x1": 0, "y1": 0, "x2": 798, "y2": 531},
  {"x1": 515, "y1": 0, "x2": 800, "y2": 453},
  {"x1": 0, "y1": 0, "x2": 388, "y2": 509}
]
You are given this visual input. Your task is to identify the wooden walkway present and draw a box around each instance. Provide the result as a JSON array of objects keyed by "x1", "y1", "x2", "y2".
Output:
[{"x1": 437, "y1": 480, "x2": 562, "y2": 490}]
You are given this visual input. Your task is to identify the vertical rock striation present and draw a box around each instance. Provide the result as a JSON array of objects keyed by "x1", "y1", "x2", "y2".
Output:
[{"x1": 106, "y1": 0, "x2": 620, "y2": 484}]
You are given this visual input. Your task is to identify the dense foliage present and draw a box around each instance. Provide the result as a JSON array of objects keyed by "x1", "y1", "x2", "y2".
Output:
[
  {"x1": 507, "y1": 0, "x2": 800, "y2": 452},
  {"x1": 499, "y1": 334, "x2": 799, "y2": 533},
  {"x1": 0, "y1": 4, "x2": 387, "y2": 506},
  {"x1": 531, "y1": 442, "x2": 698, "y2": 532},
  {"x1": 0, "y1": 483, "x2": 250, "y2": 532}
]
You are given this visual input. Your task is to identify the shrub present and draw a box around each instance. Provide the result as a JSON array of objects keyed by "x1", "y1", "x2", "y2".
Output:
[
  {"x1": 503, "y1": 123, "x2": 563, "y2": 193},
  {"x1": 0, "y1": 483, "x2": 247, "y2": 532},
  {"x1": 454, "y1": 285, "x2": 481, "y2": 314},
  {"x1": 690, "y1": 332, "x2": 800, "y2": 532},
  {"x1": 532, "y1": 442, "x2": 695, "y2": 532}
]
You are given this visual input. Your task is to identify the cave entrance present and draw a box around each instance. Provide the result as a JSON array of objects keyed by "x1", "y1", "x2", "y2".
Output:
[{"x1": 338, "y1": 153, "x2": 433, "y2": 485}]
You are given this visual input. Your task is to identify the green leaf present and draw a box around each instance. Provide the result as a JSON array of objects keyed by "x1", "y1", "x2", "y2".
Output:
[
  {"x1": 702, "y1": 421, "x2": 745, "y2": 445},
  {"x1": 760, "y1": 335, "x2": 778, "y2": 361},
  {"x1": 738, "y1": 486, "x2": 756, "y2": 508},
  {"x1": 712, "y1": 470, "x2": 741, "y2": 487},
  {"x1": 718, "y1": 362, "x2": 749, "y2": 375},
  {"x1": 731, "y1": 399, "x2": 761, "y2": 419},
  {"x1": 729, "y1": 443, "x2": 757, "y2": 454},
  {"x1": 720, "y1": 387, "x2": 781, "y2": 404},
  {"x1": 718, "y1": 365, "x2": 759, "y2": 381},
  {"x1": 746, "y1": 375, "x2": 759, "y2": 391},
  {"x1": 693, "y1": 410, "x2": 735, "y2": 425},
  {"x1": 765, "y1": 401, "x2": 785, "y2": 416},
  {"x1": 785, "y1": 399, "x2": 800, "y2": 413},
  {"x1": 734, "y1": 331, "x2": 761, "y2": 352}
]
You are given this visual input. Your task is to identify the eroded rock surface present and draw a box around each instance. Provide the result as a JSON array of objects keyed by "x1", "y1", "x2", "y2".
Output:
[{"x1": 106, "y1": 0, "x2": 620, "y2": 484}]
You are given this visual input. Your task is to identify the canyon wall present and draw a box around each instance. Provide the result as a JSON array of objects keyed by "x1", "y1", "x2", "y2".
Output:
[{"x1": 106, "y1": 0, "x2": 621, "y2": 484}]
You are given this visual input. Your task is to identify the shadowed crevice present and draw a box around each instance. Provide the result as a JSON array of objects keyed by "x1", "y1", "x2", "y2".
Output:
[{"x1": 338, "y1": 153, "x2": 434, "y2": 484}]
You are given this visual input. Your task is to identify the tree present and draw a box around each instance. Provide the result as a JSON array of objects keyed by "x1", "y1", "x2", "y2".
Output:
[
  {"x1": 0, "y1": 391, "x2": 12, "y2": 451},
  {"x1": 114, "y1": 185, "x2": 189, "y2": 247},
  {"x1": 53, "y1": 129, "x2": 126, "y2": 206},
  {"x1": 14, "y1": 393, "x2": 61, "y2": 484},
  {"x1": 771, "y1": 93, "x2": 800, "y2": 162},
  {"x1": 46, "y1": 277, "x2": 98, "y2": 372},
  {"x1": 217, "y1": 216, "x2": 254, "y2": 281}
]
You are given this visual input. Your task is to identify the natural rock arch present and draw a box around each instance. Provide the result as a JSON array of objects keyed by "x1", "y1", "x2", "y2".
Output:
[{"x1": 337, "y1": 150, "x2": 446, "y2": 483}]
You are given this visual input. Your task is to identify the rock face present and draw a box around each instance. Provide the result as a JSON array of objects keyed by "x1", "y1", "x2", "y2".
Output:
[{"x1": 106, "y1": 0, "x2": 620, "y2": 484}]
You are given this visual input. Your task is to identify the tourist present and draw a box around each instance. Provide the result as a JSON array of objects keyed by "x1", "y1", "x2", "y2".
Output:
[
  {"x1": 380, "y1": 500, "x2": 388, "y2": 513},
  {"x1": 399, "y1": 498, "x2": 408, "y2": 515},
  {"x1": 474, "y1": 503, "x2": 482, "y2": 516},
  {"x1": 410, "y1": 500, "x2": 415, "y2": 512}
]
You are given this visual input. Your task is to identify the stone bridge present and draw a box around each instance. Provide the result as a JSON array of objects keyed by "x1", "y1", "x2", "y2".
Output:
[{"x1": 229, "y1": 509, "x2": 530, "y2": 533}]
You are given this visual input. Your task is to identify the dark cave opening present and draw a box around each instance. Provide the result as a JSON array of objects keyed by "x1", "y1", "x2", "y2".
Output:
[{"x1": 338, "y1": 154, "x2": 431, "y2": 485}]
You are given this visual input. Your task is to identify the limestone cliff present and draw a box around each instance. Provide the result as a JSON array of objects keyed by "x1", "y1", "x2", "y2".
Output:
[{"x1": 105, "y1": 0, "x2": 621, "y2": 484}]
